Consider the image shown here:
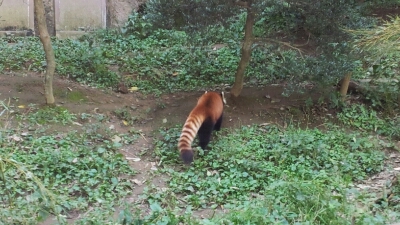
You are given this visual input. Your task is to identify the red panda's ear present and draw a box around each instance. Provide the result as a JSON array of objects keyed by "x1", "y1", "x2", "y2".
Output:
[{"x1": 221, "y1": 92, "x2": 226, "y2": 104}]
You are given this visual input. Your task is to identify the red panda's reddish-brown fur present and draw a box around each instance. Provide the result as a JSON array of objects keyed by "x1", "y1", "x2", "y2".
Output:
[{"x1": 178, "y1": 91, "x2": 225, "y2": 164}]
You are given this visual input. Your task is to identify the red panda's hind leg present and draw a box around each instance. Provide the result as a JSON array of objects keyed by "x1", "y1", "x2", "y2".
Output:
[
  {"x1": 214, "y1": 114, "x2": 223, "y2": 131},
  {"x1": 198, "y1": 119, "x2": 214, "y2": 149}
]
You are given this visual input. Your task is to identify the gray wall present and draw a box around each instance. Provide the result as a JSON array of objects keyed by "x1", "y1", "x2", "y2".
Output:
[
  {"x1": 0, "y1": 0, "x2": 34, "y2": 30},
  {"x1": 0, "y1": 0, "x2": 141, "y2": 37}
]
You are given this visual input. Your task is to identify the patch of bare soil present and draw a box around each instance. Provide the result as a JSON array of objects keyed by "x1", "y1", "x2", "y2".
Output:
[
  {"x1": 370, "y1": 6, "x2": 400, "y2": 21},
  {"x1": 1, "y1": 71, "x2": 398, "y2": 223}
]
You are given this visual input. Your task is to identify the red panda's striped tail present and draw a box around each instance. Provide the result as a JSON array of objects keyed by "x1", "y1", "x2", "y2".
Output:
[{"x1": 178, "y1": 114, "x2": 205, "y2": 164}]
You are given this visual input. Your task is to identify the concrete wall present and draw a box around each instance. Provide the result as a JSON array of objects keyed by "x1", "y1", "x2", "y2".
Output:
[
  {"x1": 0, "y1": 0, "x2": 34, "y2": 30},
  {"x1": 107, "y1": 0, "x2": 143, "y2": 28},
  {"x1": 55, "y1": 0, "x2": 106, "y2": 31},
  {"x1": 0, "y1": 0, "x2": 143, "y2": 37},
  {"x1": 44, "y1": 0, "x2": 56, "y2": 35}
]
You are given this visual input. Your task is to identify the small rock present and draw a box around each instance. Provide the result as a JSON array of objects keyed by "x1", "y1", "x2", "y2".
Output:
[
  {"x1": 111, "y1": 135, "x2": 121, "y2": 143},
  {"x1": 132, "y1": 179, "x2": 142, "y2": 185}
]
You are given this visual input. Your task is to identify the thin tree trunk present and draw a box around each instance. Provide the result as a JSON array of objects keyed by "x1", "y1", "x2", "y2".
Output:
[
  {"x1": 230, "y1": 1, "x2": 254, "y2": 97},
  {"x1": 34, "y1": 0, "x2": 55, "y2": 104},
  {"x1": 339, "y1": 72, "x2": 352, "y2": 101}
]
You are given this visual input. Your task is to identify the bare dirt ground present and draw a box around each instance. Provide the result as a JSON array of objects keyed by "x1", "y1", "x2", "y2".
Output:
[{"x1": 1, "y1": 71, "x2": 399, "y2": 224}]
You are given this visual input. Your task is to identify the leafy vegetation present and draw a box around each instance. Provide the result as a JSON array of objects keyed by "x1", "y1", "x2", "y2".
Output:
[
  {"x1": 337, "y1": 104, "x2": 400, "y2": 139},
  {"x1": 0, "y1": 0, "x2": 379, "y2": 95},
  {"x1": 0, "y1": 102, "x2": 137, "y2": 224},
  {"x1": 0, "y1": 0, "x2": 397, "y2": 101},
  {"x1": 0, "y1": 32, "x2": 366, "y2": 96},
  {"x1": 151, "y1": 122, "x2": 399, "y2": 224},
  {"x1": 21, "y1": 105, "x2": 77, "y2": 125},
  {"x1": 156, "y1": 125, "x2": 385, "y2": 204}
]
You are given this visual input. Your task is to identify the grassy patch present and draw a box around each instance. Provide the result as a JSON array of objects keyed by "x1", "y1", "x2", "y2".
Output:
[
  {"x1": 337, "y1": 104, "x2": 400, "y2": 139},
  {"x1": 0, "y1": 103, "x2": 138, "y2": 224},
  {"x1": 156, "y1": 125, "x2": 385, "y2": 205},
  {"x1": 151, "y1": 122, "x2": 397, "y2": 223},
  {"x1": 18, "y1": 105, "x2": 77, "y2": 125},
  {"x1": 54, "y1": 89, "x2": 88, "y2": 103},
  {"x1": 0, "y1": 29, "x2": 345, "y2": 95}
]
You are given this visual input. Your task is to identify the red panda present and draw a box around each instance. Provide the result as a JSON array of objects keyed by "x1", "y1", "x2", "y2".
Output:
[{"x1": 178, "y1": 91, "x2": 226, "y2": 164}]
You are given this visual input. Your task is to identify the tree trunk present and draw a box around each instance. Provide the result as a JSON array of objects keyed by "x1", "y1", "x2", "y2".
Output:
[
  {"x1": 34, "y1": 0, "x2": 55, "y2": 104},
  {"x1": 230, "y1": 1, "x2": 254, "y2": 97},
  {"x1": 339, "y1": 72, "x2": 352, "y2": 101}
]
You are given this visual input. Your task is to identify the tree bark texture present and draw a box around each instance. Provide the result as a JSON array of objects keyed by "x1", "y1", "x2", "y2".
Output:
[
  {"x1": 34, "y1": 0, "x2": 55, "y2": 104},
  {"x1": 339, "y1": 72, "x2": 352, "y2": 101},
  {"x1": 230, "y1": 1, "x2": 254, "y2": 97}
]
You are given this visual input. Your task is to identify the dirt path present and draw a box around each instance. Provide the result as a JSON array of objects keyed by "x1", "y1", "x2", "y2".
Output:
[{"x1": 1, "y1": 71, "x2": 328, "y2": 136}]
